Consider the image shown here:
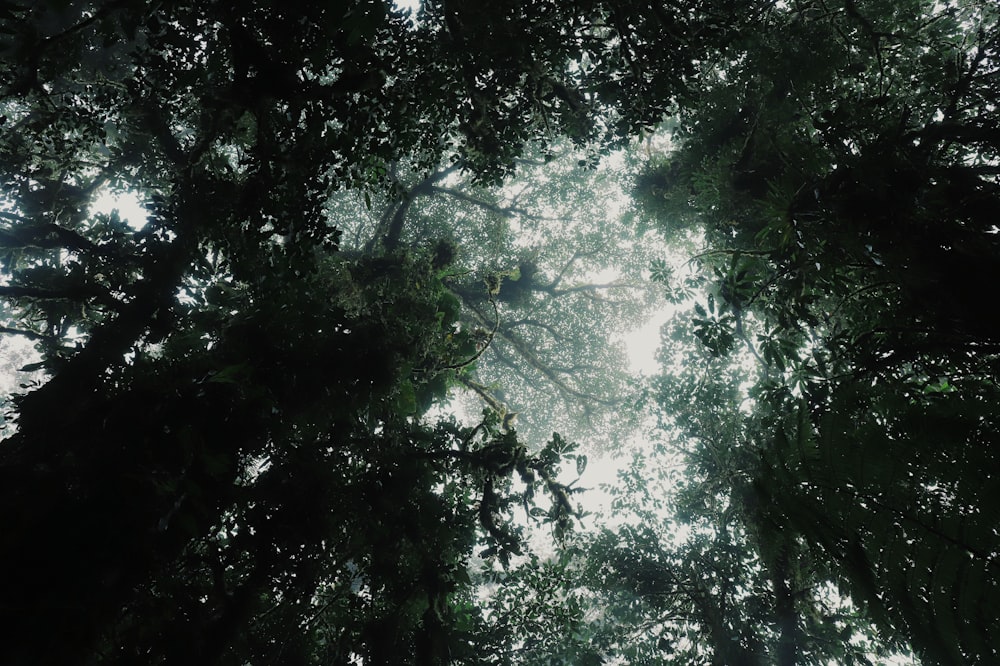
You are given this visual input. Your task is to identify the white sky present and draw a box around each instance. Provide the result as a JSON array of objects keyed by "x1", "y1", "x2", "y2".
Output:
[
  {"x1": 90, "y1": 189, "x2": 148, "y2": 230},
  {"x1": 621, "y1": 304, "x2": 673, "y2": 374}
]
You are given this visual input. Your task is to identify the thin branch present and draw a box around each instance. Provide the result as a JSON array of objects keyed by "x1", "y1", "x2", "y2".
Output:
[
  {"x1": 0, "y1": 284, "x2": 124, "y2": 311},
  {"x1": 687, "y1": 248, "x2": 776, "y2": 265},
  {"x1": 459, "y1": 376, "x2": 508, "y2": 414},
  {"x1": 429, "y1": 185, "x2": 525, "y2": 218},
  {"x1": 493, "y1": 324, "x2": 618, "y2": 406},
  {"x1": 489, "y1": 342, "x2": 536, "y2": 380},
  {"x1": 0, "y1": 219, "x2": 104, "y2": 255},
  {"x1": 41, "y1": 0, "x2": 131, "y2": 46},
  {"x1": 440, "y1": 294, "x2": 499, "y2": 370},
  {"x1": 546, "y1": 281, "x2": 647, "y2": 296},
  {"x1": 136, "y1": 99, "x2": 187, "y2": 165},
  {"x1": 548, "y1": 363, "x2": 601, "y2": 374},
  {"x1": 381, "y1": 164, "x2": 461, "y2": 251},
  {"x1": 455, "y1": 283, "x2": 618, "y2": 408},
  {"x1": 734, "y1": 312, "x2": 770, "y2": 376},
  {"x1": 0, "y1": 326, "x2": 54, "y2": 342},
  {"x1": 504, "y1": 318, "x2": 564, "y2": 342},
  {"x1": 513, "y1": 152, "x2": 567, "y2": 167},
  {"x1": 549, "y1": 249, "x2": 585, "y2": 291}
]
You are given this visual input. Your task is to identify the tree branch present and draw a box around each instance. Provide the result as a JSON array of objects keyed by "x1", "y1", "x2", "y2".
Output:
[
  {"x1": 504, "y1": 318, "x2": 564, "y2": 342},
  {"x1": 440, "y1": 295, "x2": 499, "y2": 370},
  {"x1": 40, "y1": 0, "x2": 131, "y2": 46},
  {"x1": 549, "y1": 250, "x2": 585, "y2": 291},
  {"x1": 0, "y1": 326, "x2": 55, "y2": 342},
  {"x1": 459, "y1": 376, "x2": 508, "y2": 414},
  {"x1": 382, "y1": 165, "x2": 461, "y2": 251},
  {"x1": 0, "y1": 218, "x2": 105, "y2": 255},
  {"x1": 493, "y1": 324, "x2": 618, "y2": 406},
  {"x1": 544, "y1": 280, "x2": 647, "y2": 297},
  {"x1": 0, "y1": 284, "x2": 124, "y2": 311},
  {"x1": 428, "y1": 185, "x2": 528, "y2": 218}
]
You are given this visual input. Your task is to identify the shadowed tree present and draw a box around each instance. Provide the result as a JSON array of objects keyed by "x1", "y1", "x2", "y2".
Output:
[
  {"x1": 7, "y1": 0, "x2": 993, "y2": 663},
  {"x1": 1, "y1": 0, "x2": 728, "y2": 661},
  {"x1": 636, "y1": 0, "x2": 1000, "y2": 662}
]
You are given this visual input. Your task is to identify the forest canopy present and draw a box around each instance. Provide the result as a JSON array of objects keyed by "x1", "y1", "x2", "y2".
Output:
[{"x1": 0, "y1": 0, "x2": 997, "y2": 664}]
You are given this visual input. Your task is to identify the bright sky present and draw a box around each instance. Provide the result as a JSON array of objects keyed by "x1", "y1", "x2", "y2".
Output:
[
  {"x1": 621, "y1": 304, "x2": 673, "y2": 374},
  {"x1": 90, "y1": 189, "x2": 148, "y2": 230}
]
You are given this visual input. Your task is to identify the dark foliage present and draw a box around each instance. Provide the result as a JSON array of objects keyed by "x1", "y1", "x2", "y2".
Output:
[{"x1": 2, "y1": 0, "x2": 997, "y2": 664}]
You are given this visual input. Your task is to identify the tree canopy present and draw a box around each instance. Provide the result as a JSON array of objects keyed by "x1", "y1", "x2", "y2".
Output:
[
  {"x1": 325, "y1": 146, "x2": 662, "y2": 446},
  {"x1": 637, "y1": 1, "x2": 1000, "y2": 662},
  {"x1": 1, "y1": 0, "x2": 998, "y2": 664}
]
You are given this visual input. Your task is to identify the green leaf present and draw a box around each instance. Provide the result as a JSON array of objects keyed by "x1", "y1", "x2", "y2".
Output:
[
  {"x1": 650, "y1": 259, "x2": 672, "y2": 284},
  {"x1": 396, "y1": 381, "x2": 418, "y2": 415},
  {"x1": 208, "y1": 363, "x2": 250, "y2": 385}
]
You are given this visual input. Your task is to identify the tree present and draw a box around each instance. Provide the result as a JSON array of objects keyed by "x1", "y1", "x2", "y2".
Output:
[
  {"x1": 327, "y1": 147, "x2": 663, "y2": 447},
  {"x1": 475, "y1": 309, "x2": 906, "y2": 666},
  {"x1": 0, "y1": 0, "x2": 661, "y2": 661},
  {"x1": 638, "y1": 0, "x2": 1000, "y2": 662},
  {"x1": 7, "y1": 0, "x2": 995, "y2": 663}
]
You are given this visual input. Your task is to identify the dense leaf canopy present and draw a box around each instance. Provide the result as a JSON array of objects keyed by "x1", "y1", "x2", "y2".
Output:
[
  {"x1": 1, "y1": 0, "x2": 998, "y2": 664},
  {"x1": 637, "y1": 1, "x2": 1000, "y2": 662}
]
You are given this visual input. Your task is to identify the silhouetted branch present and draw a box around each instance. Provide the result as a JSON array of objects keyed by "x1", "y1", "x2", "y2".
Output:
[
  {"x1": 0, "y1": 326, "x2": 54, "y2": 342},
  {"x1": 381, "y1": 165, "x2": 461, "y2": 251}
]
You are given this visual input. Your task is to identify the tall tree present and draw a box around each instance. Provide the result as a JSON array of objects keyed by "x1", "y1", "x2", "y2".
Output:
[
  {"x1": 0, "y1": 0, "x2": 702, "y2": 661},
  {"x1": 639, "y1": 0, "x2": 1000, "y2": 662},
  {"x1": 471, "y1": 307, "x2": 907, "y2": 665},
  {"x1": 6, "y1": 0, "x2": 996, "y2": 663},
  {"x1": 328, "y1": 148, "x2": 662, "y2": 447}
]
